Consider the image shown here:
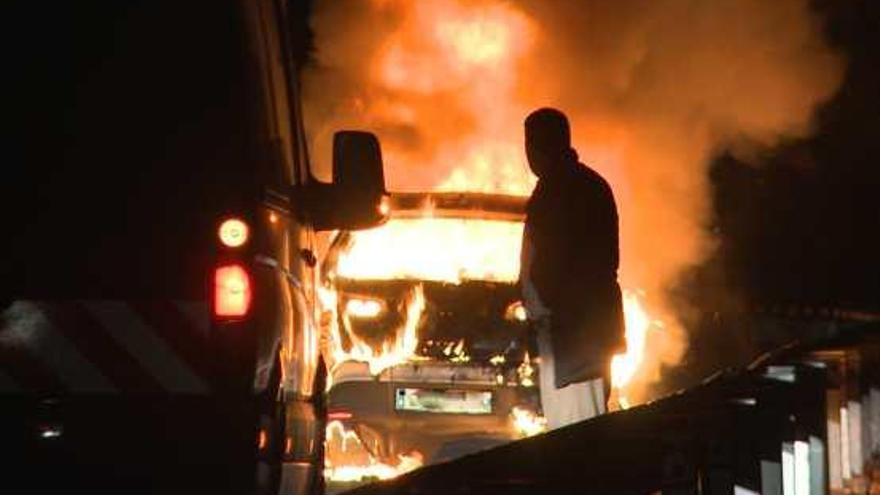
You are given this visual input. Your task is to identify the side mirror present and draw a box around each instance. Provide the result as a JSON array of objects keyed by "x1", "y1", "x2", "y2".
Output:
[{"x1": 303, "y1": 131, "x2": 389, "y2": 231}]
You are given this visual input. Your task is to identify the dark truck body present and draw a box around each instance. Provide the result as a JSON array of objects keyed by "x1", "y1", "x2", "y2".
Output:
[{"x1": 3, "y1": 1, "x2": 341, "y2": 493}]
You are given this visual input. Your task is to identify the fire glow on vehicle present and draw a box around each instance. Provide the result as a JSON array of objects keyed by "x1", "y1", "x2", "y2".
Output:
[
  {"x1": 324, "y1": 420, "x2": 424, "y2": 483},
  {"x1": 320, "y1": 211, "x2": 660, "y2": 483},
  {"x1": 325, "y1": 214, "x2": 657, "y2": 391},
  {"x1": 307, "y1": 0, "x2": 842, "y2": 433},
  {"x1": 313, "y1": 0, "x2": 665, "y2": 484},
  {"x1": 311, "y1": 0, "x2": 666, "y2": 400}
]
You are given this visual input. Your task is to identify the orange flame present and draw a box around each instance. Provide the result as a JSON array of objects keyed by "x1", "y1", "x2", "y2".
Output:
[
  {"x1": 326, "y1": 212, "x2": 661, "y2": 405},
  {"x1": 511, "y1": 406, "x2": 547, "y2": 437},
  {"x1": 321, "y1": 284, "x2": 425, "y2": 377},
  {"x1": 309, "y1": 0, "x2": 843, "y2": 405},
  {"x1": 313, "y1": 1, "x2": 672, "y2": 407},
  {"x1": 324, "y1": 420, "x2": 424, "y2": 483},
  {"x1": 351, "y1": 0, "x2": 537, "y2": 195},
  {"x1": 337, "y1": 216, "x2": 524, "y2": 284},
  {"x1": 611, "y1": 291, "x2": 664, "y2": 406}
]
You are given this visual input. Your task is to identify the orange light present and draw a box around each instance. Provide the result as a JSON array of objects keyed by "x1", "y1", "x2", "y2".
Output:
[
  {"x1": 214, "y1": 264, "x2": 252, "y2": 318},
  {"x1": 505, "y1": 301, "x2": 528, "y2": 322},
  {"x1": 268, "y1": 212, "x2": 278, "y2": 224},
  {"x1": 378, "y1": 195, "x2": 391, "y2": 216},
  {"x1": 344, "y1": 297, "x2": 385, "y2": 319},
  {"x1": 338, "y1": 217, "x2": 523, "y2": 283},
  {"x1": 218, "y1": 218, "x2": 249, "y2": 248},
  {"x1": 510, "y1": 406, "x2": 547, "y2": 437},
  {"x1": 257, "y1": 429, "x2": 268, "y2": 450}
]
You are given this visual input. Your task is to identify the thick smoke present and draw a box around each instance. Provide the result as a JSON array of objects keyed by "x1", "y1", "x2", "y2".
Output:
[{"x1": 303, "y1": 0, "x2": 843, "y2": 400}]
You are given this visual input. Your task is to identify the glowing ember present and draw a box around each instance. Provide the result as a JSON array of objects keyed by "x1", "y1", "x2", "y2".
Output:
[
  {"x1": 324, "y1": 420, "x2": 424, "y2": 483},
  {"x1": 442, "y1": 338, "x2": 471, "y2": 363},
  {"x1": 510, "y1": 406, "x2": 547, "y2": 437},
  {"x1": 336, "y1": 217, "x2": 524, "y2": 284},
  {"x1": 517, "y1": 351, "x2": 535, "y2": 388}
]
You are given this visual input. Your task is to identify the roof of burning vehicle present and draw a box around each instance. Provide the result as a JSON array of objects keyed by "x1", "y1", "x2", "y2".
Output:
[{"x1": 388, "y1": 192, "x2": 526, "y2": 222}]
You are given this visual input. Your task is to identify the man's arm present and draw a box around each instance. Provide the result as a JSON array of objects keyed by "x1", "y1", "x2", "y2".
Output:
[{"x1": 520, "y1": 223, "x2": 551, "y2": 319}]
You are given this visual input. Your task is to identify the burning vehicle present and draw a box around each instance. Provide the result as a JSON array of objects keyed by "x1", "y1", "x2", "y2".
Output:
[{"x1": 319, "y1": 192, "x2": 546, "y2": 483}]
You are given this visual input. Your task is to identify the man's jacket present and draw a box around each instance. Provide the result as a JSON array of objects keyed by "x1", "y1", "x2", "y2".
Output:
[{"x1": 525, "y1": 159, "x2": 625, "y2": 388}]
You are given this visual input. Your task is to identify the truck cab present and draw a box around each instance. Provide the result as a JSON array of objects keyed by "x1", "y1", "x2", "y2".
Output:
[{"x1": 3, "y1": 1, "x2": 385, "y2": 493}]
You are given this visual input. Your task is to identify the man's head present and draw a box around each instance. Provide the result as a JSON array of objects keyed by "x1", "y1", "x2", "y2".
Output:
[{"x1": 525, "y1": 107, "x2": 572, "y2": 178}]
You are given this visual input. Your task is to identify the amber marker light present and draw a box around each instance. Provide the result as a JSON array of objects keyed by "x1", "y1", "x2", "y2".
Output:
[
  {"x1": 219, "y1": 218, "x2": 249, "y2": 247},
  {"x1": 378, "y1": 195, "x2": 391, "y2": 216},
  {"x1": 257, "y1": 429, "x2": 268, "y2": 450},
  {"x1": 505, "y1": 301, "x2": 528, "y2": 322}
]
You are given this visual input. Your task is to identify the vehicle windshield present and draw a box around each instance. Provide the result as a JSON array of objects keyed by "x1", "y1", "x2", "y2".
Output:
[
  {"x1": 325, "y1": 212, "x2": 529, "y2": 367},
  {"x1": 335, "y1": 217, "x2": 524, "y2": 284}
]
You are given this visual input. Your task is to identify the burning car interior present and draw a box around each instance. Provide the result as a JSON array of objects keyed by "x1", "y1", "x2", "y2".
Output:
[
  {"x1": 332, "y1": 278, "x2": 529, "y2": 364},
  {"x1": 318, "y1": 193, "x2": 545, "y2": 485},
  {"x1": 320, "y1": 193, "x2": 535, "y2": 373}
]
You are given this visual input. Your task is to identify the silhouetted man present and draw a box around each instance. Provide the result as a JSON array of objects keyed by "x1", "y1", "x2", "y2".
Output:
[{"x1": 519, "y1": 108, "x2": 625, "y2": 429}]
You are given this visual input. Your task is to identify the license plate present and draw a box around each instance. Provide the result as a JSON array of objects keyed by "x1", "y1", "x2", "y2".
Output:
[{"x1": 394, "y1": 388, "x2": 493, "y2": 414}]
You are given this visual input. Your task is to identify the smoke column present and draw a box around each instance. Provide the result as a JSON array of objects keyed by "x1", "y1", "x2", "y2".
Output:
[{"x1": 303, "y1": 0, "x2": 843, "y2": 400}]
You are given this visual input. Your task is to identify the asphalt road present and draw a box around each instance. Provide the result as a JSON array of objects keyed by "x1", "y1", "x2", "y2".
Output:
[{"x1": 2, "y1": 396, "x2": 258, "y2": 494}]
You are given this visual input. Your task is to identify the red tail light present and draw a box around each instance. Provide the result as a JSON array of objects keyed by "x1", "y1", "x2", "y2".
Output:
[{"x1": 214, "y1": 264, "x2": 252, "y2": 319}]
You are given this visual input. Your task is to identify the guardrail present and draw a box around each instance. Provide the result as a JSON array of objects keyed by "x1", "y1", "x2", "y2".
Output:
[{"x1": 344, "y1": 321, "x2": 879, "y2": 495}]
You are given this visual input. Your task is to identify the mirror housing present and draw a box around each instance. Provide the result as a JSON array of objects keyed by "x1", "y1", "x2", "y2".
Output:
[{"x1": 301, "y1": 131, "x2": 389, "y2": 231}]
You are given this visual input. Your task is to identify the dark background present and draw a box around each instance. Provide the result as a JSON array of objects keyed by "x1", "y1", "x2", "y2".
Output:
[
  {"x1": 677, "y1": 0, "x2": 879, "y2": 314},
  {"x1": 658, "y1": 0, "x2": 880, "y2": 387},
  {"x1": 3, "y1": 1, "x2": 261, "y2": 299}
]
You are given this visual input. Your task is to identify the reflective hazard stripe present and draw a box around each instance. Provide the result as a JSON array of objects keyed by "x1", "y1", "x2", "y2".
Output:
[
  {"x1": 2, "y1": 300, "x2": 213, "y2": 395},
  {"x1": 47, "y1": 302, "x2": 164, "y2": 394},
  {"x1": 130, "y1": 301, "x2": 212, "y2": 386},
  {"x1": 0, "y1": 301, "x2": 115, "y2": 394},
  {"x1": 83, "y1": 301, "x2": 209, "y2": 395},
  {"x1": 28, "y1": 319, "x2": 117, "y2": 394}
]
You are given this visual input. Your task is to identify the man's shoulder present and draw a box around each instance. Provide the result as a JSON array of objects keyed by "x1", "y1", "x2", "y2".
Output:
[{"x1": 575, "y1": 162, "x2": 612, "y2": 192}]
